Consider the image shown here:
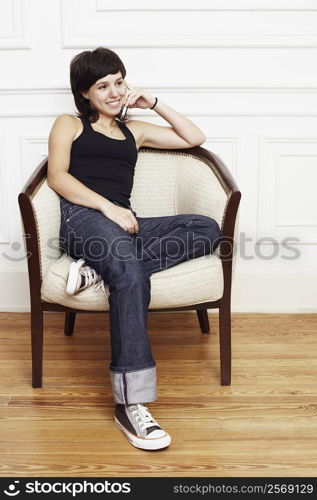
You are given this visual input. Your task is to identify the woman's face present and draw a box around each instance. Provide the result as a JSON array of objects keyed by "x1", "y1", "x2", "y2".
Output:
[{"x1": 81, "y1": 71, "x2": 127, "y2": 118}]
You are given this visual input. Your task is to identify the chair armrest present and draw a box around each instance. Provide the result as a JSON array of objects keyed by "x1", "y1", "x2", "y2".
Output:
[
  {"x1": 18, "y1": 157, "x2": 48, "y2": 308},
  {"x1": 20, "y1": 156, "x2": 48, "y2": 199},
  {"x1": 193, "y1": 146, "x2": 241, "y2": 247},
  {"x1": 191, "y1": 147, "x2": 241, "y2": 287}
]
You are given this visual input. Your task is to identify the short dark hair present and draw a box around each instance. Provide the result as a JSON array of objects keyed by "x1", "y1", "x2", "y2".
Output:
[{"x1": 70, "y1": 47, "x2": 131, "y2": 123}]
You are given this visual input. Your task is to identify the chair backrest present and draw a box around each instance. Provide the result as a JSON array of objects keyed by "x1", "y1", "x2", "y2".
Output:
[{"x1": 31, "y1": 149, "x2": 231, "y2": 279}]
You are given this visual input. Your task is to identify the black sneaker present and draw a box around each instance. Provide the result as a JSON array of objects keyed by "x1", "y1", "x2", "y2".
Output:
[
  {"x1": 115, "y1": 403, "x2": 171, "y2": 450},
  {"x1": 66, "y1": 259, "x2": 104, "y2": 295}
]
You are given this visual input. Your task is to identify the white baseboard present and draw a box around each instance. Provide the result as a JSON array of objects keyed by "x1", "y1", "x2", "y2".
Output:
[{"x1": 231, "y1": 270, "x2": 317, "y2": 313}]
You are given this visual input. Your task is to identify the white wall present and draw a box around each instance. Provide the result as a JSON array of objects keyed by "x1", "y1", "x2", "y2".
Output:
[{"x1": 0, "y1": 0, "x2": 316, "y2": 312}]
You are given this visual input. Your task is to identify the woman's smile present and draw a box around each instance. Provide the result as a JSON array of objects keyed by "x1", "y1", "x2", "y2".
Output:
[{"x1": 106, "y1": 99, "x2": 121, "y2": 108}]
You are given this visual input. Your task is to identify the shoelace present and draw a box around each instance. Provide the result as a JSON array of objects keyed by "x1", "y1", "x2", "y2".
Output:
[
  {"x1": 128, "y1": 404, "x2": 159, "y2": 432},
  {"x1": 79, "y1": 266, "x2": 105, "y2": 293}
]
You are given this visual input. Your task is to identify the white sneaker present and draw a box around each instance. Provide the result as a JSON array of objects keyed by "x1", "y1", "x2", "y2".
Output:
[
  {"x1": 66, "y1": 258, "x2": 104, "y2": 295},
  {"x1": 115, "y1": 403, "x2": 171, "y2": 451}
]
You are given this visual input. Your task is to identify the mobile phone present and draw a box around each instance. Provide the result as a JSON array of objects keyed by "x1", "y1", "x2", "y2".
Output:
[
  {"x1": 118, "y1": 81, "x2": 130, "y2": 120},
  {"x1": 118, "y1": 104, "x2": 128, "y2": 121}
]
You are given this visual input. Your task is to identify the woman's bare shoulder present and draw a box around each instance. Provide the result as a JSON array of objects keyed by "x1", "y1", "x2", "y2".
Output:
[
  {"x1": 52, "y1": 114, "x2": 80, "y2": 129},
  {"x1": 57, "y1": 114, "x2": 81, "y2": 125},
  {"x1": 68, "y1": 115, "x2": 83, "y2": 140},
  {"x1": 50, "y1": 114, "x2": 82, "y2": 143}
]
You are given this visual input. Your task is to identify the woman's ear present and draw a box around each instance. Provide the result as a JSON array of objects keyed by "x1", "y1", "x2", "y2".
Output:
[{"x1": 81, "y1": 91, "x2": 88, "y2": 99}]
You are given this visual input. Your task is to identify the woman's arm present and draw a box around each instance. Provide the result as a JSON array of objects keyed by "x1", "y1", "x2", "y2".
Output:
[
  {"x1": 47, "y1": 114, "x2": 113, "y2": 213},
  {"x1": 147, "y1": 99, "x2": 206, "y2": 147},
  {"x1": 123, "y1": 82, "x2": 206, "y2": 149}
]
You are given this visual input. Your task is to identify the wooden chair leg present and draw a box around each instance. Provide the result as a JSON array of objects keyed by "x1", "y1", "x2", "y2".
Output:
[
  {"x1": 196, "y1": 308, "x2": 210, "y2": 333},
  {"x1": 64, "y1": 312, "x2": 76, "y2": 336},
  {"x1": 219, "y1": 297, "x2": 231, "y2": 385},
  {"x1": 31, "y1": 308, "x2": 43, "y2": 388}
]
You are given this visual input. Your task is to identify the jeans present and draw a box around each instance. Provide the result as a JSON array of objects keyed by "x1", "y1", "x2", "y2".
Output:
[{"x1": 59, "y1": 196, "x2": 222, "y2": 404}]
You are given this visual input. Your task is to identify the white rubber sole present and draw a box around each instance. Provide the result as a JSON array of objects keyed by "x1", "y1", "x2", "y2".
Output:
[
  {"x1": 114, "y1": 416, "x2": 171, "y2": 451},
  {"x1": 65, "y1": 259, "x2": 85, "y2": 295}
]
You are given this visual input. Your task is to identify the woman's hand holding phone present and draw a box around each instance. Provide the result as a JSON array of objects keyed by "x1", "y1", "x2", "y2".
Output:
[{"x1": 121, "y1": 81, "x2": 156, "y2": 110}]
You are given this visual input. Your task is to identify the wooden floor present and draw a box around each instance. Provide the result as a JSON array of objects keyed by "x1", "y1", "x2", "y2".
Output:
[{"x1": 0, "y1": 312, "x2": 316, "y2": 477}]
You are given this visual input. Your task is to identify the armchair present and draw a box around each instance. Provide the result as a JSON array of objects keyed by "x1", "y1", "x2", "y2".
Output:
[{"x1": 18, "y1": 146, "x2": 241, "y2": 389}]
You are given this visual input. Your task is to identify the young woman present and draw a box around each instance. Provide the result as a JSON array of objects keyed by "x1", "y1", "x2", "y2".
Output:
[{"x1": 48, "y1": 47, "x2": 222, "y2": 451}]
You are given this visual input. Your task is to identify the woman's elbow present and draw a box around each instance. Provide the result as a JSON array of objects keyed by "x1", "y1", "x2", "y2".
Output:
[
  {"x1": 47, "y1": 175, "x2": 57, "y2": 189},
  {"x1": 47, "y1": 173, "x2": 63, "y2": 190},
  {"x1": 192, "y1": 134, "x2": 206, "y2": 147}
]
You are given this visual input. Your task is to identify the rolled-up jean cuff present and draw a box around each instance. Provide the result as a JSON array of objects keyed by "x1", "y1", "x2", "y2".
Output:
[{"x1": 109, "y1": 366, "x2": 157, "y2": 405}]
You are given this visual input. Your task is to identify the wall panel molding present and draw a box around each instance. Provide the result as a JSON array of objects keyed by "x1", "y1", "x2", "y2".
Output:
[
  {"x1": 0, "y1": 134, "x2": 10, "y2": 243},
  {"x1": 257, "y1": 135, "x2": 317, "y2": 245},
  {"x1": 1, "y1": 84, "x2": 317, "y2": 95},
  {"x1": 61, "y1": 0, "x2": 317, "y2": 48},
  {"x1": 205, "y1": 136, "x2": 237, "y2": 178},
  {"x1": 97, "y1": 0, "x2": 317, "y2": 11},
  {"x1": 0, "y1": 0, "x2": 30, "y2": 49},
  {"x1": 1, "y1": 86, "x2": 317, "y2": 118},
  {"x1": 20, "y1": 136, "x2": 48, "y2": 187}
]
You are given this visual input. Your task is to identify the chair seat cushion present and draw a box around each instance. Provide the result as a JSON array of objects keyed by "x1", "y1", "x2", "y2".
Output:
[{"x1": 41, "y1": 252, "x2": 224, "y2": 310}]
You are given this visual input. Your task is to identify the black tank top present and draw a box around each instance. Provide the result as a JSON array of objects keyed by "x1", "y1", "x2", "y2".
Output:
[{"x1": 68, "y1": 116, "x2": 138, "y2": 208}]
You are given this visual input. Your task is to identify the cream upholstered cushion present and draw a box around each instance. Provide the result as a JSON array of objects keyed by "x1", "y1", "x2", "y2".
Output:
[
  {"x1": 33, "y1": 150, "x2": 230, "y2": 309},
  {"x1": 41, "y1": 251, "x2": 223, "y2": 311}
]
